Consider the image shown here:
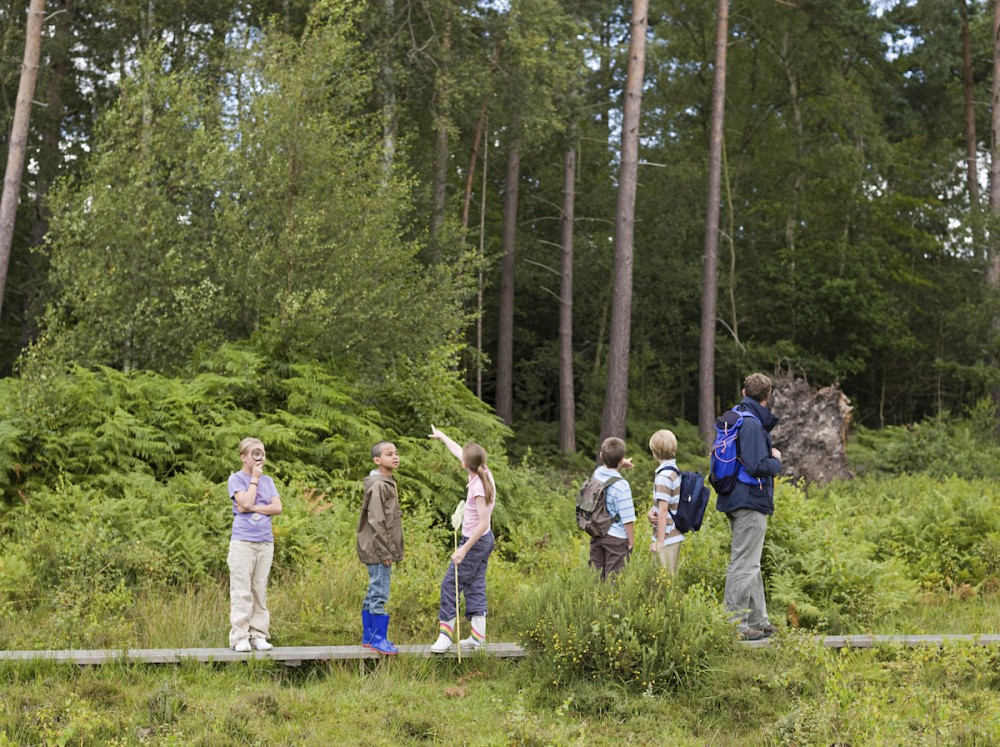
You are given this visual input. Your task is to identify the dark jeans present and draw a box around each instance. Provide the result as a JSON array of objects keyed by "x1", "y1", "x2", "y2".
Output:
[
  {"x1": 438, "y1": 531, "x2": 494, "y2": 620},
  {"x1": 589, "y1": 534, "x2": 631, "y2": 581}
]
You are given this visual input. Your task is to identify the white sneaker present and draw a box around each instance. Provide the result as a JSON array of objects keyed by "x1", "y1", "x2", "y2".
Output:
[
  {"x1": 233, "y1": 638, "x2": 252, "y2": 653},
  {"x1": 251, "y1": 637, "x2": 273, "y2": 651}
]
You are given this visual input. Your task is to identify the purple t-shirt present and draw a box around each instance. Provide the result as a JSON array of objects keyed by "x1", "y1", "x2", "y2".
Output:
[{"x1": 228, "y1": 471, "x2": 278, "y2": 543}]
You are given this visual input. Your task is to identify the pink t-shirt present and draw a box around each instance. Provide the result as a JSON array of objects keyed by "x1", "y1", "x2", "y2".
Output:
[{"x1": 463, "y1": 466, "x2": 495, "y2": 537}]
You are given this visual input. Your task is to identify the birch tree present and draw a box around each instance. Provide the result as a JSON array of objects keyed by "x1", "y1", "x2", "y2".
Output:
[{"x1": 0, "y1": 0, "x2": 45, "y2": 320}]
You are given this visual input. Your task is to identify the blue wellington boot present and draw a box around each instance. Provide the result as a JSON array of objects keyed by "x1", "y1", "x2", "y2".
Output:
[
  {"x1": 369, "y1": 613, "x2": 398, "y2": 655},
  {"x1": 362, "y1": 608, "x2": 374, "y2": 648}
]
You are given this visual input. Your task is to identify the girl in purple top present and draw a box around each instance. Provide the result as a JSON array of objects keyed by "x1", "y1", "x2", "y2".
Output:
[
  {"x1": 428, "y1": 425, "x2": 496, "y2": 653},
  {"x1": 227, "y1": 437, "x2": 283, "y2": 652}
]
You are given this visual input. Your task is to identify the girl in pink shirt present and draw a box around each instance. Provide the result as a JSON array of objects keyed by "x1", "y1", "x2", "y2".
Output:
[{"x1": 428, "y1": 425, "x2": 496, "y2": 652}]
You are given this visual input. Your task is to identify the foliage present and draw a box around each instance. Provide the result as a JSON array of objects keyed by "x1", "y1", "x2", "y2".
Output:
[
  {"x1": 814, "y1": 473, "x2": 1000, "y2": 594},
  {"x1": 38, "y1": 6, "x2": 470, "y2": 377},
  {"x1": 767, "y1": 481, "x2": 918, "y2": 632},
  {"x1": 848, "y1": 399, "x2": 1000, "y2": 479},
  {"x1": 515, "y1": 555, "x2": 734, "y2": 694}
]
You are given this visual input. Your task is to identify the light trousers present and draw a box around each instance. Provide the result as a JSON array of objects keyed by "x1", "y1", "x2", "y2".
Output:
[
  {"x1": 654, "y1": 542, "x2": 681, "y2": 575},
  {"x1": 723, "y1": 508, "x2": 770, "y2": 631},
  {"x1": 228, "y1": 539, "x2": 274, "y2": 646}
]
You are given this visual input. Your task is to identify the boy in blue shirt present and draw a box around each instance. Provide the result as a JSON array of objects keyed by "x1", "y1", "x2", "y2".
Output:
[{"x1": 589, "y1": 437, "x2": 635, "y2": 580}]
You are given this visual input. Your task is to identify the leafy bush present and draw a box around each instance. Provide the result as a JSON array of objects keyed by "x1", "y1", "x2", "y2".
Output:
[
  {"x1": 847, "y1": 399, "x2": 1000, "y2": 480},
  {"x1": 514, "y1": 554, "x2": 734, "y2": 693},
  {"x1": 766, "y1": 481, "x2": 918, "y2": 632},
  {"x1": 817, "y1": 474, "x2": 1000, "y2": 592}
]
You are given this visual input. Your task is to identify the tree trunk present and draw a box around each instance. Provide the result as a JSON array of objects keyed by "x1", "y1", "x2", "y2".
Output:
[
  {"x1": 24, "y1": 0, "x2": 69, "y2": 346},
  {"x1": 598, "y1": 0, "x2": 648, "y2": 445},
  {"x1": 495, "y1": 137, "x2": 520, "y2": 425},
  {"x1": 380, "y1": 0, "x2": 398, "y2": 180},
  {"x1": 697, "y1": 0, "x2": 730, "y2": 445},
  {"x1": 429, "y1": 6, "x2": 451, "y2": 253},
  {"x1": 782, "y1": 28, "x2": 804, "y2": 342},
  {"x1": 990, "y1": 0, "x2": 1000, "y2": 405},
  {"x1": 963, "y1": 0, "x2": 980, "y2": 211},
  {"x1": 0, "y1": 0, "x2": 46, "y2": 320},
  {"x1": 559, "y1": 142, "x2": 577, "y2": 454},
  {"x1": 990, "y1": 2, "x2": 1000, "y2": 294}
]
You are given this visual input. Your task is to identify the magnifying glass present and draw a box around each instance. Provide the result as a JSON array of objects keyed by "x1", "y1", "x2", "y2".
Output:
[{"x1": 250, "y1": 448, "x2": 264, "y2": 463}]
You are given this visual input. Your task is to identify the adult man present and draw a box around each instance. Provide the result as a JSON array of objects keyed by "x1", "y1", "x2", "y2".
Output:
[{"x1": 715, "y1": 373, "x2": 782, "y2": 640}]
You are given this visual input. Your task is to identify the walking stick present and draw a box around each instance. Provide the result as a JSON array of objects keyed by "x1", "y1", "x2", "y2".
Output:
[{"x1": 451, "y1": 500, "x2": 466, "y2": 662}]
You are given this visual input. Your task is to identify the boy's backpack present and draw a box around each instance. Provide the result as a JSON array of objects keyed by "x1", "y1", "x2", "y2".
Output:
[
  {"x1": 575, "y1": 476, "x2": 623, "y2": 538},
  {"x1": 659, "y1": 465, "x2": 711, "y2": 533},
  {"x1": 709, "y1": 407, "x2": 759, "y2": 495}
]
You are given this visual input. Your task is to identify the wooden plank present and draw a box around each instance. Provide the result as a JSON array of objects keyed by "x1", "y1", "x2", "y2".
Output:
[
  {"x1": 0, "y1": 642, "x2": 527, "y2": 666},
  {"x1": 741, "y1": 634, "x2": 1000, "y2": 649},
  {"x1": 3, "y1": 634, "x2": 998, "y2": 665}
]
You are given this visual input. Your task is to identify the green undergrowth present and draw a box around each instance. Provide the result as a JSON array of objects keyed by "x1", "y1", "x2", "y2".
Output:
[{"x1": 2, "y1": 632, "x2": 1000, "y2": 746}]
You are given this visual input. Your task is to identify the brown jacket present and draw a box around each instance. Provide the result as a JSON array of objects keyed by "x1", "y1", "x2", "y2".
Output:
[{"x1": 356, "y1": 472, "x2": 404, "y2": 564}]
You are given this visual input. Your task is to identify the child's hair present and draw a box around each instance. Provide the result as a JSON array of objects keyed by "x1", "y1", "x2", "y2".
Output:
[
  {"x1": 648, "y1": 430, "x2": 677, "y2": 460},
  {"x1": 599, "y1": 437, "x2": 626, "y2": 468},
  {"x1": 371, "y1": 441, "x2": 392, "y2": 460},
  {"x1": 238, "y1": 437, "x2": 265, "y2": 456},
  {"x1": 462, "y1": 442, "x2": 495, "y2": 504},
  {"x1": 744, "y1": 372, "x2": 773, "y2": 403}
]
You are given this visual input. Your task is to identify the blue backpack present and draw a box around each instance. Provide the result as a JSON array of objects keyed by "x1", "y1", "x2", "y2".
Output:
[
  {"x1": 709, "y1": 407, "x2": 760, "y2": 495},
  {"x1": 658, "y1": 465, "x2": 710, "y2": 533}
]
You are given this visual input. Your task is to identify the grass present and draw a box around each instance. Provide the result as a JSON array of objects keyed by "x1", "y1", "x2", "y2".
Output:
[{"x1": 2, "y1": 629, "x2": 1000, "y2": 745}]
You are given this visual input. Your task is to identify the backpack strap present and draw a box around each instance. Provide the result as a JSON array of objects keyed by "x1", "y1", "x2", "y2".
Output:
[
  {"x1": 733, "y1": 407, "x2": 765, "y2": 488},
  {"x1": 603, "y1": 475, "x2": 623, "y2": 523},
  {"x1": 654, "y1": 465, "x2": 681, "y2": 522}
]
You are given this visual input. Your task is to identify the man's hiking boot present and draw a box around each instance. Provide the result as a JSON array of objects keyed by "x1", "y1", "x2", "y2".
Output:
[
  {"x1": 759, "y1": 623, "x2": 778, "y2": 638},
  {"x1": 739, "y1": 628, "x2": 767, "y2": 641}
]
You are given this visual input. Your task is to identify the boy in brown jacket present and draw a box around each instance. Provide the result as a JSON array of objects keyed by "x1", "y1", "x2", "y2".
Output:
[{"x1": 357, "y1": 441, "x2": 404, "y2": 655}]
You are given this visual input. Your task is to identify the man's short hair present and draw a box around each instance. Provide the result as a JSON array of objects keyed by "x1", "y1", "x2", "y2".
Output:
[
  {"x1": 600, "y1": 437, "x2": 626, "y2": 468},
  {"x1": 371, "y1": 441, "x2": 392, "y2": 460},
  {"x1": 648, "y1": 429, "x2": 677, "y2": 460},
  {"x1": 744, "y1": 373, "x2": 773, "y2": 403}
]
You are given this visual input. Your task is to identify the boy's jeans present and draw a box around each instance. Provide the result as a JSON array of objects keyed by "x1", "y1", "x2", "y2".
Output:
[
  {"x1": 364, "y1": 562, "x2": 392, "y2": 616},
  {"x1": 228, "y1": 539, "x2": 274, "y2": 646}
]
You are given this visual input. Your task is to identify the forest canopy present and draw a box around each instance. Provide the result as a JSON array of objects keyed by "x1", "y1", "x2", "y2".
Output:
[{"x1": 0, "y1": 0, "x2": 996, "y2": 436}]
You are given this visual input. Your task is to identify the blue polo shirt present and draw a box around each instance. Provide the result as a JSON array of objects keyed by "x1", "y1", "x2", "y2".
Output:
[{"x1": 592, "y1": 465, "x2": 635, "y2": 540}]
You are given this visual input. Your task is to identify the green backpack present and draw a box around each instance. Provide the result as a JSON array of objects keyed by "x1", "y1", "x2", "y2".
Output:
[{"x1": 575, "y1": 476, "x2": 622, "y2": 538}]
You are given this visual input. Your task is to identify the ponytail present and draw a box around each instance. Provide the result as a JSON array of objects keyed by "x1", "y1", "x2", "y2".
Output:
[
  {"x1": 462, "y1": 442, "x2": 495, "y2": 504},
  {"x1": 476, "y1": 465, "x2": 496, "y2": 505}
]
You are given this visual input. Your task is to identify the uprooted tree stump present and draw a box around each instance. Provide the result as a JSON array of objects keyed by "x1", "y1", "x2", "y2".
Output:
[{"x1": 768, "y1": 375, "x2": 853, "y2": 484}]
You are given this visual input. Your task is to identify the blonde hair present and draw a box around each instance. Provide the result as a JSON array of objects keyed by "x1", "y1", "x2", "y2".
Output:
[
  {"x1": 238, "y1": 437, "x2": 265, "y2": 456},
  {"x1": 462, "y1": 442, "x2": 495, "y2": 504},
  {"x1": 648, "y1": 429, "x2": 677, "y2": 460}
]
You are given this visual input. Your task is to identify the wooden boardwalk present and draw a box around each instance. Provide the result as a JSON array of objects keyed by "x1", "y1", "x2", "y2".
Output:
[
  {"x1": 1, "y1": 635, "x2": 998, "y2": 665},
  {"x1": 741, "y1": 633, "x2": 1000, "y2": 649},
  {"x1": 0, "y1": 642, "x2": 526, "y2": 666}
]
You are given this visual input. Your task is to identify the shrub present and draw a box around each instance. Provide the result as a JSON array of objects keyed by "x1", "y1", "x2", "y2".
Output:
[
  {"x1": 767, "y1": 480, "x2": 917, "y2": 631},
  {"x1": 821, "y1": 474, "x2": 1000, "y2": 591},
  {"x1": 514, "y1": 554, "x2": 734, "y2": 693}
]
